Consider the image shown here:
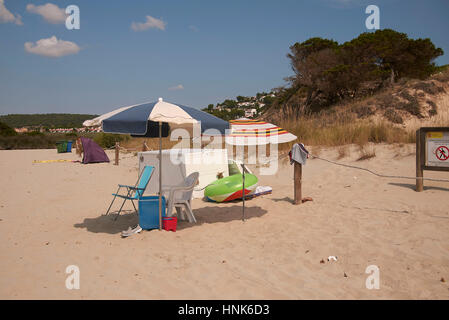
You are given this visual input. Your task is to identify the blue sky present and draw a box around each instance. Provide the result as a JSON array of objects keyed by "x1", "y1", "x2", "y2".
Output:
[{"x1": 1, "y1": 0, "x2": 448, "y2": 115}]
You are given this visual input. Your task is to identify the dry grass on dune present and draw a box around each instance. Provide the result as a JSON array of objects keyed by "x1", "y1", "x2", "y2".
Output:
[
  {"x1": 278, "y1": 116, "x2": 415, "y2": 149},
  {"x1": 118, "y1": 117, "x2": 416, "y2": 164}
]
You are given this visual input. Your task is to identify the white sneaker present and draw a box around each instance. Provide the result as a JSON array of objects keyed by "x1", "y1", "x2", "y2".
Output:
[{"x1": 121, "y1": 225, "x2": 142, "y2": 237}]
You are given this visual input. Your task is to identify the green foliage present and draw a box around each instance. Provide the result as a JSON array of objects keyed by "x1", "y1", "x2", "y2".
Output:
[
  {"x1": 0, "y1": 121, "x2": 18, "y2": 137},
  {"x1": 261, "y1": 95, "x2": 276, "y2": 108},
  {"x1": 0, "y1": 113, "x2": 98, "y2": 128},
  {"x1": 279, "y1": 29, "x2": 444, "y2": 116},
  {"x1": 0, "y1": 133, "x2": 77, "y2": 150},
  {"x1": 236, "y1": 96, "x2": 250, "y2": 102},
  {"x1": 221, "y1": 99, "x2": 237, "y2": 108},
  {"x1": 435, "y1": 64, "x2": 449, "y2": 72},
  {"x1": 65, "y1": 132, "x2": 78, "y2": 138},
  {"x1": 93, "y1": 132, "x2": 130, "y2": 149},
  {"x1": 24, "y1": 130, "x2": 44, "y2": 136},
  {"x1": 204, "y1": 108, "x2": 244, "y2": 121}
]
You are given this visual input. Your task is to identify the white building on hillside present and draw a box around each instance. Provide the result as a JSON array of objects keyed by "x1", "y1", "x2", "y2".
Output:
[{"x1": 245, "y1": 108, "x2": 257, "y2": 118}]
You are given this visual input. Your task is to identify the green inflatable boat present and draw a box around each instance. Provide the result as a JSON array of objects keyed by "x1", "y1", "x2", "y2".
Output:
[{"x1": 205, "y1": 173, "x2": 258, "y2": 202}]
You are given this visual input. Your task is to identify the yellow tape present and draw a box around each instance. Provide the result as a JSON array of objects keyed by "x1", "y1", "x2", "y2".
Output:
[{"x1": 33, "y1": 159, "x2": 75, "y2": 163}]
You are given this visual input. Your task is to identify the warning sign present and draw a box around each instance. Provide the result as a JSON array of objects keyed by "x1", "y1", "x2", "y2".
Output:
[
  {"x1": 436, "y1": 146, "x2": 449, "y2": 160},
  {"x1": 426, "y1": 131, "x2": 449, "y2": 167}
]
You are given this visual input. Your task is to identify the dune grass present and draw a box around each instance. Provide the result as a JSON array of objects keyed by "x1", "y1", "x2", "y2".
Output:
[{"x1": 276, "y1": 116, "x2": 416, "y2": 154}]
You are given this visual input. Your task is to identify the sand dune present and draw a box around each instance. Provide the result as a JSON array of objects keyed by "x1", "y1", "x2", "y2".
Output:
[{"x1": 0, "y1": 144, "x2": 448, "y2": 299}]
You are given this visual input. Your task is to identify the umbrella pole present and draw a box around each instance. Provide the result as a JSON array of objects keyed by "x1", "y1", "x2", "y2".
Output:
[
  {"x1": 158, "y1": 122, "x2": 162, "y2": 231},
  {"x1": 242, "y1": 163, "x2": 245, "y2": 222}
]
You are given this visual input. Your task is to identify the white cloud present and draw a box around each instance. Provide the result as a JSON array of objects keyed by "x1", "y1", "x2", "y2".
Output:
[
  {"x1": 188, "y1": 25, "x2": 199, "y2": 32},
  {"x1": 24, "y1": 36, "x2": 80, "y2": 58},
  {"x1": 131, "y1": 15, "x2": 166, "y2": 31},
  {"x1": 0, "y1": 0, "x2": 23, "y2": 25},
  {"x1": 26, "y1": 3, "x2": 66, "y2": 24},
  {"x1": 168, "y1": 84, "x2": 184, "y2": 91}
]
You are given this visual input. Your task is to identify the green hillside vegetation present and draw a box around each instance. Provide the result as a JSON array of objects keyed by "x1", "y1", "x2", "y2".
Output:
[
  {"x1": 0, "y1": 120, "x2": 130, "y2": 150},
  {"x1": 269, "y1": 29, "x2": 444, "y2": 117},
  {"x1": 203, "y1": 29, "x2": 445, "y2": 123},
  {"x1": 202, "y1": 91, "x2": 276, "y2": 120},
  {"x1": 0, "y1": 121, "x2": 18, "y2": 137},
  {"x1": 0, "y1": 113, "x2": 98, "y2": 128},
  {"x1": 0, "y1": 131, "x2": 129, "y2": 150}
]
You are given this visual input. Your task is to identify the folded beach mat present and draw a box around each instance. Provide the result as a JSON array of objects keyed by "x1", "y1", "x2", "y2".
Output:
[{"x1": 243, "y1": 186, "x2": 272, "y2": 200}]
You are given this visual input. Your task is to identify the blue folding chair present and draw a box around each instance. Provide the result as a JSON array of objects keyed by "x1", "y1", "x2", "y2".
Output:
[{"x1": 105, "y1": 165, "x2": 154, "y2": 220}]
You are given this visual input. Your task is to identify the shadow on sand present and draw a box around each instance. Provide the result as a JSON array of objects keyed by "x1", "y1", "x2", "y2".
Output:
[
  {"x1": 176, "y1": 204, "x2": 268, "y2": 231},
  {"x1": 270, "y1": 196, "x2": 295, "y2": 204},
  {"x1": 389, "y1": 182, "x2": 449, "y2": 192},
  {"x1": 74, "y1": 204, "x2": 268, "y2": 234},
  {"x1": 74, "y1": 209, "x2": 138, "y2": 234}
]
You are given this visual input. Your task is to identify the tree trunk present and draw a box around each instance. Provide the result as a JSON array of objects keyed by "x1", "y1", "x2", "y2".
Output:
[{"x1": 390, "y1": 69, "x2": 395, "y2": 85}]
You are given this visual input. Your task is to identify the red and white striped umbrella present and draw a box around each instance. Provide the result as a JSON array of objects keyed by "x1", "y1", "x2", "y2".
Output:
[
  {"x1": 225, "y1": 118, "x2": 297, "y2": 221},
  {"x1": 225, "y1": 118, "x2": 297, "y2": 146}
]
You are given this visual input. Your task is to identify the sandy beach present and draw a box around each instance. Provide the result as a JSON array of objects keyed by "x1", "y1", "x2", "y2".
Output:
[{"x1": 1, "y1": 144, "x2": 449, "y2": 299}]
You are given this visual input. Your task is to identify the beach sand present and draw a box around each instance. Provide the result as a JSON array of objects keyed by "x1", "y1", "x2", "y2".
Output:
[{"x1": 1, "y1": 144, "x2": 448, "y2": 299}]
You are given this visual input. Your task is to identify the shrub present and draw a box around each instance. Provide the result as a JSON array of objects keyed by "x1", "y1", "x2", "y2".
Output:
[
  {"x1": 427, "y1": 100, "x2": 438, "y2": 116},
  {"x1": 353, "y1": 105, "x2": 375, "y2": 118},
  {"x1": 93, "y1": 132, "x2": 130, "y2": 149},
  {"x1": 0, "y1": 134, "x2": 58, "y2": 149},
  {"x1": 413, "y1": 81, "x2": 445, "y2": 95},
  {"x1": 24, "y1": 131, "x2": 44, "y2": 136},
  {"x1": 0, "y1": 121, "x2": 17, "y2": 137},
  {"x1": 433, "y1": 69, "x2": 449, "y2": 82},
  {"x1": 384, "y1": 108, "x2": 404, "y2": 124},
  {"x1": 399, "y1": 91, "x2": 422, "y2": 117},
  {"x1": 65, "y1": 132, "x2": 78, "y2": 138},
  {"x1": 374, "y1": 92, "x2": 395, "y2": 109}
]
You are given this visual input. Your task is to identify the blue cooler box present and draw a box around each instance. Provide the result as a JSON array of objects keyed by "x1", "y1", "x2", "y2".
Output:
[{"x1": 138, "y1": 196, "x2": 166, "y2": 230}]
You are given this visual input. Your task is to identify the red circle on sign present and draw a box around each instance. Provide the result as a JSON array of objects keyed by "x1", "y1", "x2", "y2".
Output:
[{"x1": 435, "y1": 146, "x2": 449, "y2": 161}]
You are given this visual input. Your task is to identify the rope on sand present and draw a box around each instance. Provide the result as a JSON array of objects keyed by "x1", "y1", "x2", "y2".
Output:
[
  {"x1": 311, "y1": 154, "x2": 449, "y2": 183},
  {"x1": 257, "y1": 152, "x2": 449, "y2": 183}
]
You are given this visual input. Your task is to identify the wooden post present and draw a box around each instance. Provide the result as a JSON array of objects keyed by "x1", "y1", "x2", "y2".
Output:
[
  {"x1": 114, "y1": 142, "x2": 119, "y2": 166},
  {"x1": 416, "y1": 129, "x2": 423, "y2": 192},
  {"x1": 294, "y1": 162, "x2": 302, "y2": 204},
  {"x1": 143, "y1": 141, "x2": 148, "y2": 151}
]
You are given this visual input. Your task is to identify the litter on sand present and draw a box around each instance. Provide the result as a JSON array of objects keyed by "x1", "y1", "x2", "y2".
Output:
[{"x1": 327, "y1": 256, "x2": 338, "y2": 262}]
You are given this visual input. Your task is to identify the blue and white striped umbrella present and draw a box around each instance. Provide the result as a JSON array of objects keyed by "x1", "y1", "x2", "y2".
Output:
[
  {"x1": 83, "y1": 97, "x2": 229, "y2": 231},
  {"x1": 83, "y1": 97, "x2": 229, "y2": 135}
]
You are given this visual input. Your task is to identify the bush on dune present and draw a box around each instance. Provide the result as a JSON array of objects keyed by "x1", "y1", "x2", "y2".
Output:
[{"x1": 93, "y1": 132, "x2": 130, "y2": 149}]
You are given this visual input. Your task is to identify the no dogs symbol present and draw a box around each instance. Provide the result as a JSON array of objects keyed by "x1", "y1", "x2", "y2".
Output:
[{"x1": 435, "y1": 146, "x2": 449, "y2": 161}]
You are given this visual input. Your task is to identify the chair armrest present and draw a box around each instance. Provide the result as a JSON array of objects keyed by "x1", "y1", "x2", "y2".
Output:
[
  {"x1": 118, "y1": 184, "x2": 134, "y2": 189},
  {"x1": 128, "y1": 186, "x2": 144, "y2": 191},
  {"x1": 167, "y1": 185, "x2": 193, "y2": 192},
  {"x1": 165, "y1": 186, "x2": 195, "y2": 203}
]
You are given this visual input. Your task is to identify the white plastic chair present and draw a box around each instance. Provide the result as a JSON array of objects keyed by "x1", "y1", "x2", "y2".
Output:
[{"x1": 162, "y1": 172, "x2": 199, "y2": 223}]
